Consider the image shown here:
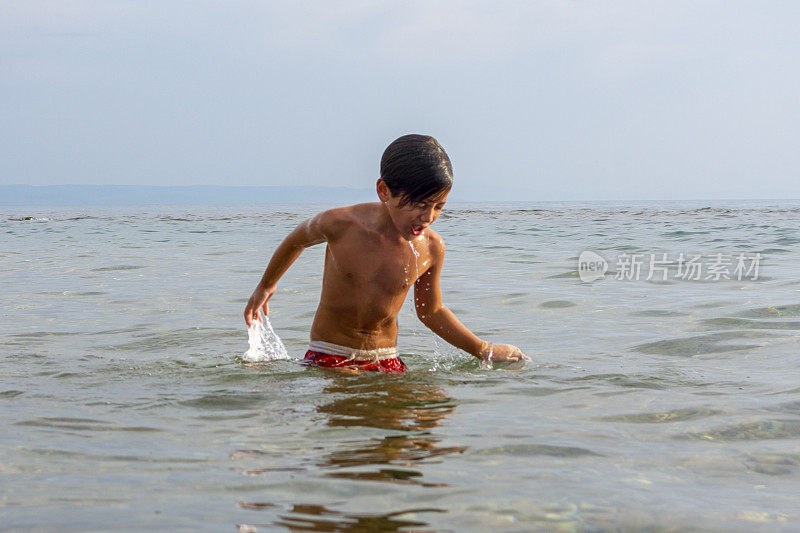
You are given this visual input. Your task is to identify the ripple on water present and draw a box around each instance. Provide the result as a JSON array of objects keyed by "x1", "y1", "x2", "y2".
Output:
[
  {"x1": 737, "y1": 303, "x2": 800, "y2": 319},
  {"x1": 691, "y1": 300, "x2": 738, "y2": 309},
  {"x1": 22, "y1": 447, "x2": 210, "y2": 464},
  {"x1": 768, "y1": 400, "x2": 800, "y2": 415},
  {"x1": 539, "y1": 300, "x2": 577, "y2": 309},
  {"x1": 744, "y1": 452, "x2": 800, "y2": 476},
  {"x1": 179, "y1": 391, "x2": 272, "y2": 410},
  {"x1": 14, "y1": 417, "x2": 162, "y2": 432},
  {"x1": 36, "y1": 290, "x2": 108, "y2": 297},
  {"x1": 53, "y1": 371, "x2": 84, "y2": 379},
  {"x1": 773, "y1": 236, "x2": 800, "y2": 246},
  {"x1": 597, "y1": 407, "x2": 722, "y2": 423},
  {"x1": 9, "y1": 331, "x2": 82, "y2": 340},
  {"x1": 701, "y1": 317, "x2": 800, "y2": 331},
  {"x1": 679, "y1": 419, "x2": 800, "y2": 442},
  {"x1": 90, "y1": 265, "x2": 147, "y2": 272},
  {"x1": 545, "y1": 271, "x2": 580, "y2": 279},
  {"x1": 473, "y1": 444, "x2": 602, "y2": 457},
  {"x1": 756, "y1": 248, "x2": 790, "y2": 254},
  {"x1": 107, "y1": 327, "x2": 240, "y2": 352},
  {"x1": 237, "y1": 501, "x2": 278, "y2": 511},
  {"x1": 662, "y1": 230, "x2": 711, "y2": 237},
  {"x1": 566, "y1": 373, "x2": 668, "y2": 390},
  {"x1": 495, "y1": 385, "x2": 590, "y2": 397},
  {"x1": 633, "y1": 331, "x2": 776, "y2": 357},
  {"x1": 633, "y1": 309, "x2": 689, "y2": 317}
]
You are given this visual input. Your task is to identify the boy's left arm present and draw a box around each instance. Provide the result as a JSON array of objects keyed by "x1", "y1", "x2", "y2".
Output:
[{"x1": 414, "y1": 237, "x2": 528, "y2": 363}]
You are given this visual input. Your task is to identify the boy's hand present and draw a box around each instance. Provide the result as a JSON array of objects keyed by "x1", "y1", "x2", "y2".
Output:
[
  {"x1": 244, "y1": 284, "x2": 276, "y2": 326},
  {"x1": 479, "y1": 343, "x2": 529, "y2": 363}
]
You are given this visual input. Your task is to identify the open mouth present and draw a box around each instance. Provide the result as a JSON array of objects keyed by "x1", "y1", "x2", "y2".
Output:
[{"x1": 411, "y1": 224, "x2": 425, "y2": 236}]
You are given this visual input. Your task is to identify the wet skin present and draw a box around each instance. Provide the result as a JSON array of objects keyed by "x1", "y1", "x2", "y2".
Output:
[{"x1": 244, "y1": 179, "x2": 528, "y2": 363}]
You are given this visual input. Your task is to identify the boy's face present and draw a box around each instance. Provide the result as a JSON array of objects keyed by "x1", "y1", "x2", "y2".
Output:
[{"x1": 378, "y1": 180, "x2": 449, "y2": 241}]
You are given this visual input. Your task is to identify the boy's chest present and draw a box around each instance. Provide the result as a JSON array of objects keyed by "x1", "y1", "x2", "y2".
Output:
[{"x1": 330, "y1": 239, "x2": 428, "y2": 293}]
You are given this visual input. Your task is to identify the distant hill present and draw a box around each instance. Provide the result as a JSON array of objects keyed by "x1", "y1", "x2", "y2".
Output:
[{"x1": 0, "y1": 185, "x2": 375, "y2": 206}]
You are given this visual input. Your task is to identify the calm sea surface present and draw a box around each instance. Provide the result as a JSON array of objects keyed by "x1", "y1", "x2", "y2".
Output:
[{"x1": 2, "y1": 200, "x2": 799, "y2": 532}]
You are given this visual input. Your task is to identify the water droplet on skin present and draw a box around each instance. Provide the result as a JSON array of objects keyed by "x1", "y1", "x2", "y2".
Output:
[{"x1": 407, "y1": 241, "x2": 420, "y2": 281}]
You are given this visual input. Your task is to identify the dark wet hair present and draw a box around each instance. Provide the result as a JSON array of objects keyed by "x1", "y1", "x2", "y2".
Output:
[{"x1": 380, "y1": 134, "x2": 453, "y2": 206}]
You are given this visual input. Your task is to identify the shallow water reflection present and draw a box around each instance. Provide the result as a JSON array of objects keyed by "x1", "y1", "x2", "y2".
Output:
[
  {"x1": 316, "y1": 376, "x2": 465, "y2": 479},
  {"x1": 231, "y1": 375, "x2": 463, "y2": 530},
  {"x1": 272, "y1": 503, "x2": 446, "y2": 532}
]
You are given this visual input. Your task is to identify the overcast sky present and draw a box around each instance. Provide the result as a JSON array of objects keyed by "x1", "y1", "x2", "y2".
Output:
[{"x1": 2, "y1": 1, "x2": 799, "y2": 201}]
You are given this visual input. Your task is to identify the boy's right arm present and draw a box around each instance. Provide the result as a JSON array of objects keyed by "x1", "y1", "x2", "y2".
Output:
[{"x1": 244, "y1": 211, "x2": 336, "y2": 326}]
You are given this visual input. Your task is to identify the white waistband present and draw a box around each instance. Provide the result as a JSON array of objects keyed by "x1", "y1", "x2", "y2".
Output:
[{"x1": 308, "y1": 340, "x2": 398, "y2": 362}]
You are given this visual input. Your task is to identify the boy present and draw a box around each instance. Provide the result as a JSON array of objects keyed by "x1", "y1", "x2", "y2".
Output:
[{"x1": 244, "y1": 134, "x2": 528, "y2": 372}]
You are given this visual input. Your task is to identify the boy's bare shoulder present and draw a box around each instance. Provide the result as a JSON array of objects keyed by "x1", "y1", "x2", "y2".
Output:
[
  {"x1": 314, "y1": 203, "x2": 380, "y2": 239},
  {"x1": 318, "y1": 202, "x2": 379, "y2": 224},
  {"x1": 421, "y1": 228, "x2": 446, "y2": 257}
]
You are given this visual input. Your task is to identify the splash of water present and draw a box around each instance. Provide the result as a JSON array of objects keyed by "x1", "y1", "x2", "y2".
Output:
[
  {"x1": 478, "y1": 353, "x2": 494, "y2": 371},
  {"x1": 243, "y1": 313, "x2": 290, "y2": 362},
  {"x1": 426, "y1": 335, "x2": 467, "y2": 372}
]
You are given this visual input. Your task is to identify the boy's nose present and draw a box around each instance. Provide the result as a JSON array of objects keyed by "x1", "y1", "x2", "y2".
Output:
[{"x1": 420, "y1": 209, "x2": 435, "y2": 223}]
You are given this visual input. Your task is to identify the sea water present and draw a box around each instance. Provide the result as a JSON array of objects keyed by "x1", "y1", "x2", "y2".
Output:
[
  {"x1": 2, "y1": 200, "x2": 800, "y2": 531},
  {"x1": 243, "y1": 313, "x2": 290, "y2": 362}
]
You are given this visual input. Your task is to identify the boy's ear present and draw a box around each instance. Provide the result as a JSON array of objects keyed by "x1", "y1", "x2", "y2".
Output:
[{"x1": 376, "y1": 179, "x2": 391, "y2": 202}]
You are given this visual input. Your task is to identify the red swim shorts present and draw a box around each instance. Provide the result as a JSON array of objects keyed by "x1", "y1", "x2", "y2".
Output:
[{"x1": 302, "y1": 350, "x2": 408, "y2": 373}]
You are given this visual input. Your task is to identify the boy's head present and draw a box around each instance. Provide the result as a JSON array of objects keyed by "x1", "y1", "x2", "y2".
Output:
[{"x1": 379, "y1": 134, "x2": 453, "y2": 206}]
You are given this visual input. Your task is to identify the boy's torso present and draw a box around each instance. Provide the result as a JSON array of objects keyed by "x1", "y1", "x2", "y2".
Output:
[{"x1": 309, "y1": 203, "x2": 436, "y2": 350}]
